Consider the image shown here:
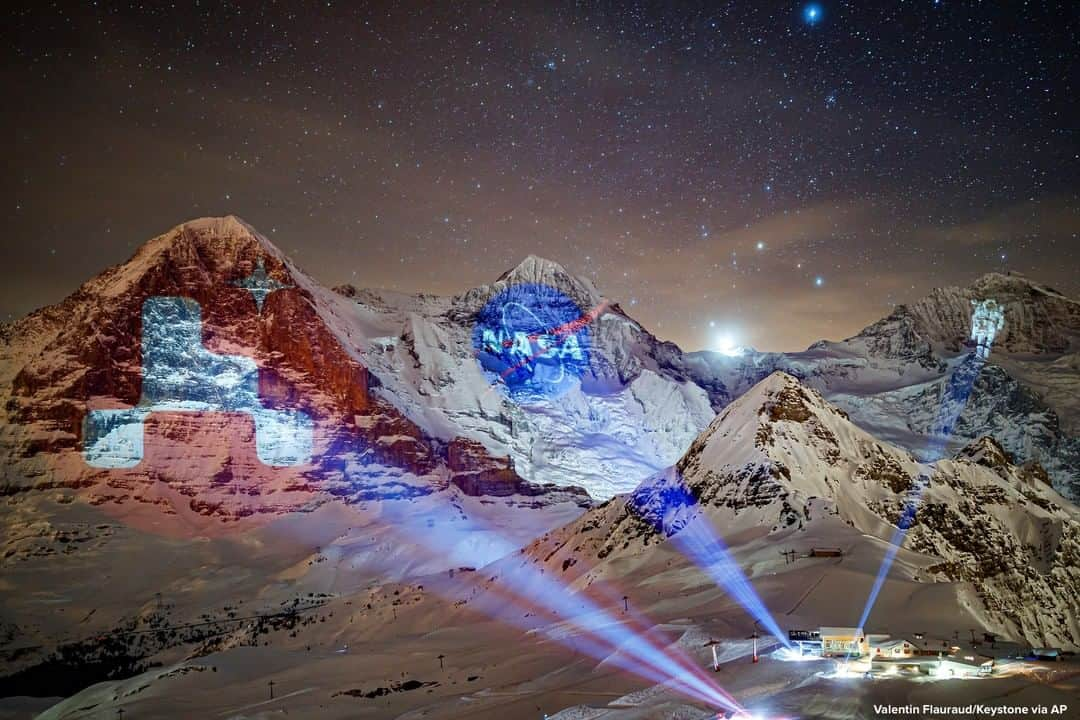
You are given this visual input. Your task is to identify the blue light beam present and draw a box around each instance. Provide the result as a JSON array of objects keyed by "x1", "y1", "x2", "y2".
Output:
[
  {"x1": 466, "y1": 578, "x2": 741, "y2": 710},
  {"x1": 629, "y1": 468, "x2": 790, "y2": 649},
  {"x1": 857, "y1": 351, "x2": 988, "y2": 629},
  {"x1": 372, "y1": 498, "x2": 746, "y2": 713}
]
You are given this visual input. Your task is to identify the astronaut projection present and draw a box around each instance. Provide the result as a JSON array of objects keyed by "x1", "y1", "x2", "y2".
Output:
[{"x1": 969, "y1": 298, "x2": 1006, "y2": 359}]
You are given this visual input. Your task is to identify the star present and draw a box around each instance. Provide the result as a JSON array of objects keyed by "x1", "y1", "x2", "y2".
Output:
[
  {"x1": 803, "y1": 4, "x2": 823, "y2": 24},
  {"x1": 233, "y1": 258, "x2": 293, "y2": 312}
]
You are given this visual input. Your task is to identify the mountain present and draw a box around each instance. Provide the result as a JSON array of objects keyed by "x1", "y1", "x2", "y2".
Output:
[
  {"x1": 2, "y1": 218, "x2": 1078, "y2": 717},
  {"x1": 0, "y1": 217, "x2": 600, "y2": 704},
  {"x1": 333, "y1": 254, "x2": 714, "y2": 500},
  {"x1": 6, "y1": 217, "x2": 1073, "y2": 514},
  {"x1": 3, "y1": 216, "x2": 1076, "y2": 514},
  {"x1": 334, "y1": 255, "x2": 1080, "y2": 503},
  {"x1": 524, "y1": 371, "x2": 1080, "y2": 650}
]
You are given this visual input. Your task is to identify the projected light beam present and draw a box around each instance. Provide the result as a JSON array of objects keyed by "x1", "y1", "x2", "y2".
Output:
[
  {"x1": 372, "y1": 498, "x2": 745, "y2": 714},
  {"x1": 83, "y1": 297, "x2": 313, "y2": 468},
  {"x1": 466, "y1": 574, "x2": 741, "y2": 710},
  {"x1": 629, "y1": 468, "x2": 790, "y2": 649},
  {"x1": 857, "y1": 344, "x2": 992, "y2": 629}
]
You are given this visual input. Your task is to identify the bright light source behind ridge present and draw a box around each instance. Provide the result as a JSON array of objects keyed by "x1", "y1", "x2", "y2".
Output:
[{"x1": 715, "y1": 333, "x2": 744, "y2": 357}]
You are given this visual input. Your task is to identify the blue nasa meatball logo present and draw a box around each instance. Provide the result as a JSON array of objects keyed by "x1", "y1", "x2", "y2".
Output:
[{"x1": 472, "y1": 284, "x2": 592, "y2": 401}]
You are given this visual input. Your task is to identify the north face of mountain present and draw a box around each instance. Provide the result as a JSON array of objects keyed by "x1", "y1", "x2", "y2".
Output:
[{"x1": 339, "y1": 254, "x2": 715, "y2": 500}]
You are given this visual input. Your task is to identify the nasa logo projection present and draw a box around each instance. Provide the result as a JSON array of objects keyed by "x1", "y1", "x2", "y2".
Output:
[{"x1": 471, "y1": 283, "x2": 591, "y2": 401}]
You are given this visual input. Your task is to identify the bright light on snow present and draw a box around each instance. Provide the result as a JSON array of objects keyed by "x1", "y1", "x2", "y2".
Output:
[
  {"x1": 773, "y1": 646, "x2": 824, "y2": 663},
  {"x1": 731, "y1": 712, "x2": 791, "y2": 720},
  {"x1": 629, "y1": 468, "x2": 791, "y2": 649}
]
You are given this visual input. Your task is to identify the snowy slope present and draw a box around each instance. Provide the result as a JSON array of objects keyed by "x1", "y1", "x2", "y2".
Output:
[{"x1": 330, "y1": 260, "x2": 1079, "y2": 502}]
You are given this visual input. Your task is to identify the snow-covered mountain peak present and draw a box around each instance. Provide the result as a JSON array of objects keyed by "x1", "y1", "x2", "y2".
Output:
[
  {"x1": 0, "y1": 217, "x2": 603, "y2": 536},
  {"x1": 451, "y1": 254, "x2": 605, "y2": 317},
  {"x1": 810, "y1": 270, "x2": 1078, "y2": 367},
  {"x1": 65, "y1": 215, "x2": 301, "y2": 310},
  {"x1": 680, "y1": 372, "x2": 900, "y2": 504},
  {"x1": 685, "y1": 370, "x2": 855, "y2": 469},
  {"x1": 597, "y1": 372, "x2": 1080, "y2": 648},
  {"x1": 969, "y1": 271, "x2": 1076, "y2": 303},
  {"x1": 495, "y1": 254, "x2": 592, "y2": 291},
  {"x1": 888, "y1": 272, "x2": 1078, "y2": 356},
  {"x1": 174, "y1": 214, "x2": 262, "y2": 239},
  {"x1": 340, "y1": 249, "x2": 715, "y2": 500},
  {"x1": 130, "y1": 215, "x2": 280, "y2": 262},
  {"x1": 736, "y1": 369, "x2": 840, "y2": 419}
]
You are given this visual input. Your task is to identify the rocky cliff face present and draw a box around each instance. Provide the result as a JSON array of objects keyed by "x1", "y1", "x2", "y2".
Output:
[
  {"x1": 904, "y1": 273, "x2": 1079, "y2": 356},
  {"x1": 0, "y1": 217, "x2": 574, "y2": 532},
  {"x1": 446, "y1": 437, "x2": 590, "y2": 505}
]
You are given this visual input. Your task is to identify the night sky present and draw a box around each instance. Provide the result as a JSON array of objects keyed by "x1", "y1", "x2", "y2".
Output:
[{"x1": 5, "y1": 2, "x2": 1078, "y2": 351}]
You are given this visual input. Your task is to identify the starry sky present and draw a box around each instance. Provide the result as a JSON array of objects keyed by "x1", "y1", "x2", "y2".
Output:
[{"x1": 5, "y1": 2, "x2": 1078, "y2": 351}]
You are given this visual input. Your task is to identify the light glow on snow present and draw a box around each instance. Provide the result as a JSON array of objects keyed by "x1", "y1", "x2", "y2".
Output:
[
  {"x1": 472, "y1": 283, "x2": 594, "y2": 402},
  {"x1": 773, "y1": 646, "x2": 826, "y2": 663},
  {"x1": 713, "y1": 333, "x2": 745, "y2": 357},
  {"x1": 370, "y1": 498, "x2": 747, "y2": 714},
  {"x1": 969, "y1": 298, "x2": 1005, "y2": 359},
  {"x1": 730, "y1": 712, "x2": 793, "y2": 720}
]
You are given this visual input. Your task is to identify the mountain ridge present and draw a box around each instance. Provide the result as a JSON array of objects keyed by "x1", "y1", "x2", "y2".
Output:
[
  {"x1": 524, "y1": 370, "x2": 1080, "y2": 649},
  {"x1": 0, "y1": 217, "x2": 590, "y2": 534},
  {"x1": 2, "y1": 217, "x2": 1077, "y2": 507}
]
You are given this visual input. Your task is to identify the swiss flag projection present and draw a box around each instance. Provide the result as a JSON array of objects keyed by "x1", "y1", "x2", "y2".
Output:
[
  {"x1": 83, "y1": 295, "x2": 313, "y2": 469},
  {"x1": 0, "y1": 219, "x2": 438, "y2": 534},
  {"x1": 71, "y1": 247, "x2": 334, "y2": 532}
]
